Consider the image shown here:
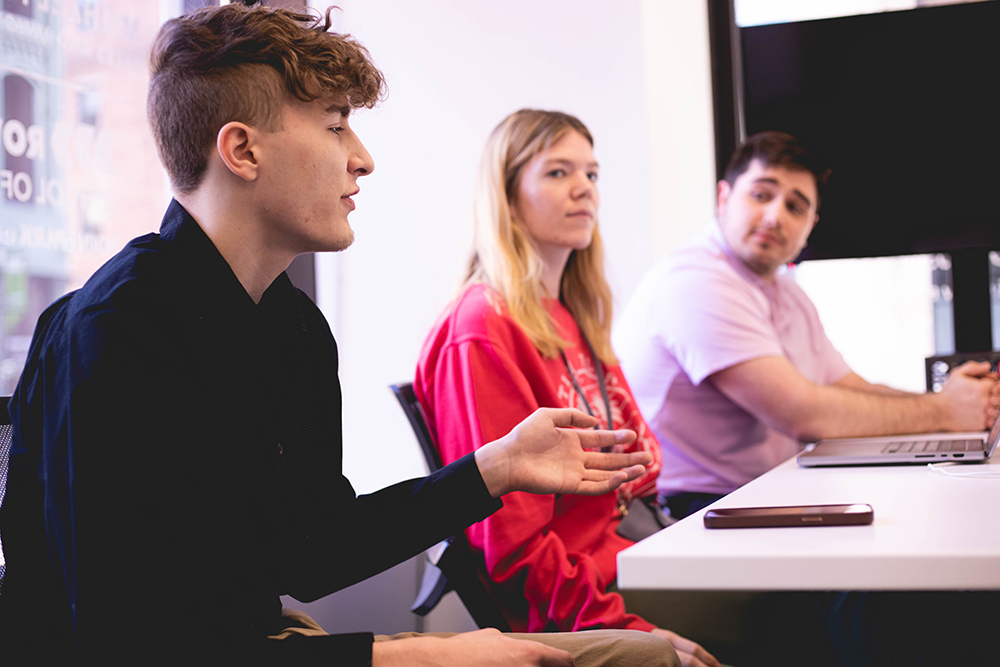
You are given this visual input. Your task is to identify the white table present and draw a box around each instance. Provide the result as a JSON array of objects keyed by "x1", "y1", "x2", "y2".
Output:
[{"x1": 617, "y1": 454, "x2": 1000, "y2": 591}]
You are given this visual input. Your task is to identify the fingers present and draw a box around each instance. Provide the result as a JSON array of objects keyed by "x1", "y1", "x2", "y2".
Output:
[
  {"x1": 675, "y1": 651, "x2": 714, "y2": 667},
  {"x1": 575, "y1": 476, "x2": 627, "y2": 495},
  {"x1": 688, "y1": 644, "x2": 721, "y2": 667},
  {"x1": 953, "y1": 360, "x2": 994, "y2": 378},
  {"x1": 543, "y1": 407, "x2": 600, "y2": 429},
  {"x1": 654, "y1": 629, "x2": 721, "y2": 667},
  {"x1": 582, "y1": 464, "x2": 648, "y2": 482},
  {"x1": 582, "y1": 449, "x2": 651, "y2": 471},
  {"x1": 576, "y1": 427, "x2": 638, "y2": 450},
  {"x1": 575, "y1": 468, "x2": 631, "y2": 495},
  {"x1": 538, "y1": 647, "x2": 575, "y2": 667},
  {"x1": 537, "y1": 407, "x2": 638, "y2": 449},
  {"x1": 618, "y1": 463, "x2": 649, "y2": 481},
  {"x1": 573, "y1": 464, "x2": 651, "y2": 494}
]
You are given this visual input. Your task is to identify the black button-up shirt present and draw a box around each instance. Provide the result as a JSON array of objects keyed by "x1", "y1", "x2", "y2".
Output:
[{"x1": 0, "y1": 200, "x2": 501, "y2": 665}]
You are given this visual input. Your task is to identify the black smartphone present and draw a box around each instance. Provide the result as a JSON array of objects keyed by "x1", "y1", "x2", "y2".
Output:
[{"x1": 703, "y1": 503, "x2": 874, "y2": 529}]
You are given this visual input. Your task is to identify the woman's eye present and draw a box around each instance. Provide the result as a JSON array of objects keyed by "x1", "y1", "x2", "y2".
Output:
[
  {"x1": 547, "y1": 169, "x2": 566, "y2": 177},
  {"x1": 330, "y1": 127, "x2": 344, "y2": 134}
]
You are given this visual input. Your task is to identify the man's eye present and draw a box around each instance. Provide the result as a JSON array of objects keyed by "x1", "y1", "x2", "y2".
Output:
[
  {"x1": 587, "y1": 172, "x2": 599, "y2": 182},
  {"x1": 751, "y1": 190, "x2": 769, "y2": 201},
  {"x1": 330, "y1": 127, "x2": 344, "y2": 134}
]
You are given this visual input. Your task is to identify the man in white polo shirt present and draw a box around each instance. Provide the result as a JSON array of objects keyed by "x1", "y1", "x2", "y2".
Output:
[{"x1": 614, "y1": 131, "x2": 997, "y2": 519}]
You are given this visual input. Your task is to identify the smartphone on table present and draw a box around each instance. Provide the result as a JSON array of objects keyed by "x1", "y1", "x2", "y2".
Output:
[{"x1": 703, "y1": 503, "x2": 874, "y2": 529}]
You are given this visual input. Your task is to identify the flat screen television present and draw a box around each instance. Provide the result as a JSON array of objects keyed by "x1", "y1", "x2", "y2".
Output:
[
  {"x1": 739, "y1": 1, "x2": 999, "y2": 260},
  {"x1": 715, "y1": 0, "x2": 1000, "y2": 350}
]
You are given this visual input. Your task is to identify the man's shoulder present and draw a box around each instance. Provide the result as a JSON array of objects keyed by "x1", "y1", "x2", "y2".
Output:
[
  {"x1": 775, "y1": 269, "x2": 814, "y2": 298},
  {"x1": 639, "y1": 239, "x2": 756, "y2": 303},
  {"x1": 664, "y1": 237, "x2": 742, "y2": 277},
  {"x1": 67, "y1": 232, "x2": 172, "y2": 318},
  {"x1": 774, "y1": 269, "x2": 823, "y2": 316},
  {"x1": 34, "y1": 233, "x2": 172, "y2": 352}
]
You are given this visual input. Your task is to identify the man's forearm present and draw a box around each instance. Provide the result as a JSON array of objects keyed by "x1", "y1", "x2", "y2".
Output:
[
  {"x1": 833, "y1": 371, "x2": 922, "y2": 399},
  {"x1": 711, "y1": 357, "x2": 993, "y2": 443},
  {"x1": 792, "y1": 384, "x2": 950, "y2": 442}
]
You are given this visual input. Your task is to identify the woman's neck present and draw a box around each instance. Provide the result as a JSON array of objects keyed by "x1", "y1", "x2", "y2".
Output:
[{"x1": 538, "y1": 246, "x2": 572, "y2": 299}]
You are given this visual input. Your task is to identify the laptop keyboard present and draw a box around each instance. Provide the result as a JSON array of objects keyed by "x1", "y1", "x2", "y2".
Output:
[{"x1": 880, "y1": 439, "x2": 981, "y2": 454}]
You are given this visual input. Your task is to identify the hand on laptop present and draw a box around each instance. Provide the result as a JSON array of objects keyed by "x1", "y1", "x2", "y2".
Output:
[{"x1": 990, "y1": 372, "x2": 1000, "y2": 427}]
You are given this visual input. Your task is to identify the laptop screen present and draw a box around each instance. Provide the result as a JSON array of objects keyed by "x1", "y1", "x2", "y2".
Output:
[{"x1": 985, "y1": 413, "x2": 1000, "y2": 457}]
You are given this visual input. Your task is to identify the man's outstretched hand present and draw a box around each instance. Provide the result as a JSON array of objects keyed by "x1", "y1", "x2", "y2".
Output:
[{"x1": 475, "y1": 408, "x2": 650, "y2": 498}]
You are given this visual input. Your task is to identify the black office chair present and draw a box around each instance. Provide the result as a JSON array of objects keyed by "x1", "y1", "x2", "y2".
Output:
[
  {"x1": 389, "y1": 383, "x2": 513, "y2": 632},
  {"x1": 1, "y1": 396, "x2": 12, "y2": 599}
]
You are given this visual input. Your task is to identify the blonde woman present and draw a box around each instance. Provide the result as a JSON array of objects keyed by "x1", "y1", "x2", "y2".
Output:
[{"x1": 415, "y1": 109, "x2": 719, "y2": 667}]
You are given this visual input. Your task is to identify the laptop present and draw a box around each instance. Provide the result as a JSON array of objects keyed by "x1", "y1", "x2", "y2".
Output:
[{"x1": 797, "y1": 413, "x2": 1000, "y2": 467}]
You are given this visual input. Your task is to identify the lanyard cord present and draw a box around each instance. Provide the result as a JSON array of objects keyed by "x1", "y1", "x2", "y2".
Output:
[
  {"x1": 559, "y1": 333, "x2": 612, "y2": 433},
  {"x1": 560, "y1": 334, "x2": 628, "y2": 512}
]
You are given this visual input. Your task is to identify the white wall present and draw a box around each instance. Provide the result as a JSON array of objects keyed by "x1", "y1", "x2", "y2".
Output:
[{"x1": 640, "y1": 0, "x2": 718, "y2": 258}]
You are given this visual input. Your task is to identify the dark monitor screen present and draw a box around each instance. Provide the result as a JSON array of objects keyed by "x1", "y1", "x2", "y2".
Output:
[{"x1": 740, "y1": 1, "x2": 1000, "y2": 261}]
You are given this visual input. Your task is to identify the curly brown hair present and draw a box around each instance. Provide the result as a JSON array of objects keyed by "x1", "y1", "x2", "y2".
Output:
[
  {"x1": 723, "y1": 131, "x2": 831, "y2": 208},
  {"x1": 147, "y1": 3, "x2": 385, "y2": 194}
]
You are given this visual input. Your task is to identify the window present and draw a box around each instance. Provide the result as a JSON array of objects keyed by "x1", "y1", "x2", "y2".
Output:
[
  {"x1": 0, "y1": 1, "x2": 212, "y2": 394},
  {"x1": 790, "y1": 255, "x2": 952, "y2": 393}
]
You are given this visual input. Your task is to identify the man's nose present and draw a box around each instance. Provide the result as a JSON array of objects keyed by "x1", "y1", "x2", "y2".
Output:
[
  {"x1": 350, "y1": 135, "x2": 375, "y2": 176},
  {"x1": 761, "y1": 199, "x2": 784, "y2": 227}
]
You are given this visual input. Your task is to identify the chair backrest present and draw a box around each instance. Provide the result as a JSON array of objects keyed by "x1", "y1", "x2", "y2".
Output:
[
  {"x1": 389, "y1": 383, "x2": 442, "y2": 472},
  {"x1": 1, "y1": 396, "x2": 12, "y2": 597},
  {"x1": 389, "y1": 383, "x2": 513, "y2": 632}
]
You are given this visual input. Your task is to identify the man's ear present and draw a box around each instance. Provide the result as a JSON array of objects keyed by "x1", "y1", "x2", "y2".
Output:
[
  {"x1": 716, "y1": 180, "x2": 731, "y2": 216},
  {"x1": 216, "y1": 122, "x2": 259, "y2": 183}
]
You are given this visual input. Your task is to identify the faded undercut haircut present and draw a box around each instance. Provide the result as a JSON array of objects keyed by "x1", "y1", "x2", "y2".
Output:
[
  {"x1": 723, "y1": 130, "x2": 832, "y2": 208},
  {"x1": 466, "y1": 109, "x2": 616, "y2": 363},
  {"x1": 147, "y1": 3, "x2": 385, "y2": 194}
]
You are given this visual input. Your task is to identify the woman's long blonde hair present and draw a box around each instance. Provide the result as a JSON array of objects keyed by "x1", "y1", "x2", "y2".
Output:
[{"x1": 465, "y1": 109, "x2": 616, "y2": 363}]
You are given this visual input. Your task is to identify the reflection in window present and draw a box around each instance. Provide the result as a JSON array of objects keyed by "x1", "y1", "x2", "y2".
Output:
[
  {"x1": 3, "y1": 75, "x2": 35, "y2": 192},
  {"x1": 1, "y1": 2, "x2": 168, "y2": 395},
  {"x1": 3, "y1": 0, "x2": 32, "y2": 18}
]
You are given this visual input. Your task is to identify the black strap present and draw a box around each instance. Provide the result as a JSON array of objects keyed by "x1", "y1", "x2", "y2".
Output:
[{"x1": 559, "y1": 333, "x2": 612, "y2": 434}]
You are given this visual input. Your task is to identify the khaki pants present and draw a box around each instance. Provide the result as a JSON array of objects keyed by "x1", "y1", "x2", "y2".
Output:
[
  {"x1": 273, "y1": 608, "x2": 679, "y2": 667},
  {"x1": 374, "y1": 630, "x2": 679, "y2": 667}
]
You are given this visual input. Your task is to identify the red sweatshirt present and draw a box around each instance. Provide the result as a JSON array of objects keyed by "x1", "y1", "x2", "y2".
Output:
[{"x1": 414, "y1": 284, "x2": 661, "y2": 633}]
